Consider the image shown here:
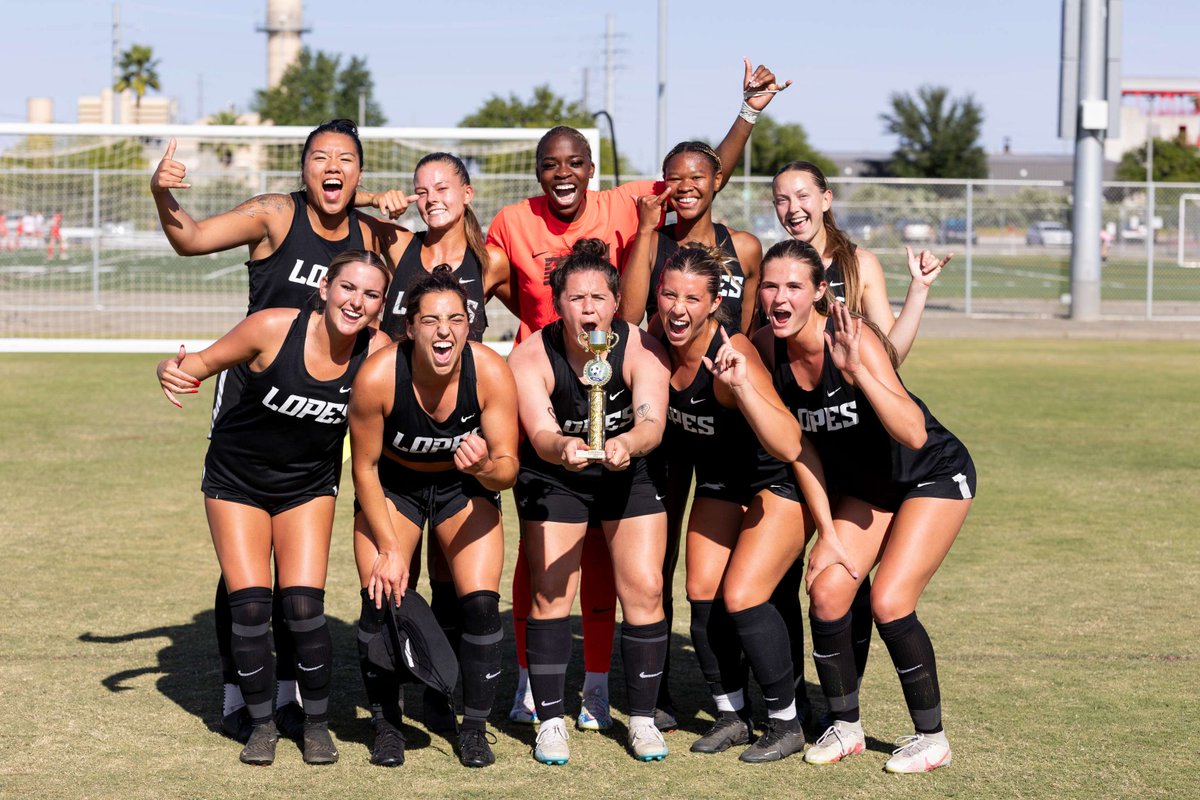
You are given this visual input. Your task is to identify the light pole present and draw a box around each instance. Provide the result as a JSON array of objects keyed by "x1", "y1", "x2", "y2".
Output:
[{"x1": 593, "y1": 110, "x2": 620, "y2": 187}]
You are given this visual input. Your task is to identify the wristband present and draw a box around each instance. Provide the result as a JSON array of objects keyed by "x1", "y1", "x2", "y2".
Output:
[{"x1": 738, "y1": 101, "x2": 760, "y2": 125}]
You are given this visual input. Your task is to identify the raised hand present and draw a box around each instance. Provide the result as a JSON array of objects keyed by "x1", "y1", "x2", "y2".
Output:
[
  {"x1": 150, "y1": 138, "x2": 190, "y2": 194},
  {"x1": 156, "y1": 344, "x2": 200, "y2": 408},
  {"x1": 742, "y1": 57, "x2": 793, "y2": 112},
  {"x1": 636, "y1": 185, "x2": 674, "y2": 233},
  {"x1": 905, "y1": 246, "x2": 952, "y2": 289},
  {"x1": 702, "y1": 326, "x2": 747, "y2": 389},
  {"x1": 372, "y1": 189, "x2": 419, "y2": 220},
  {"x1": 824, "y1": 301, "x2": 863, "y2": 376}
]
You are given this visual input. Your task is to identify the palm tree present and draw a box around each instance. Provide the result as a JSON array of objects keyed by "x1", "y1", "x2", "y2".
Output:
[
  {"x1": 880, "y1": 85, "x2": 987, "y2": 179},
  {"x1": 114, "y1": 44, "x2": 162, "y2": 119},
  {"x1": 201, "y1": 108, "x2": 245, "y2": 168}
]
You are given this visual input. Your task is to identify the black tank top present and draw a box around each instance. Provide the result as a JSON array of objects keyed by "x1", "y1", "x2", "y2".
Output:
[
  {"x1": 244, "y1": 191, "x2": 365, "y2": 314},
  {"x1": 209, "y1": 311, "x2": 373, "y2": 489},
  {"x1": 770, "y1": 328, "x2": 958, "y2": 492},
  {"x1": 519, "y1": 318, "x2": 635, "y2": 479},
  {"x1": 646, "y1": 224, "x2": 746, "y2": 332},
  {"x1": 382, "y1": 341, "x2": 483, "y2": 464},
  {"x1": 379, "y1": 232, "x2": 488, "y2": 341}
]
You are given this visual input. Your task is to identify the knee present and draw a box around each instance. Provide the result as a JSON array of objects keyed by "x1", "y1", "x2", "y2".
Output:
[
  {"x1": 869, "y1": 582, "x2": 915, "y2": 624},
  {"x1": 228, "y1": 587, "x2": 273, "y2": 633},
  {"x1": 280, "y1": 586, "x2": 326, "y2": 626},
  {"x1": 808, "y1": 577, "x2": 853, "y2": 622},
  {"x1": 620, "y1": 571, "x2": 663, "y2": 621},
  {"x1": 721, "y1": 582, "x2": 755, "y2": 614},
  {"x1": 459, "y1": 590, "x2": 501, "y2": 635}
]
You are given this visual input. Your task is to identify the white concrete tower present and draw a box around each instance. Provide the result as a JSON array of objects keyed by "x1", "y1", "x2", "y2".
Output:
[{"x1": 258, "y1": 0, "x2": 309, "y2": 88}]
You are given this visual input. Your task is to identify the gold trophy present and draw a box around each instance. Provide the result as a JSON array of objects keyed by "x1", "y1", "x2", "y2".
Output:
[{"x1": 577, "y1": 329, "x2": 620, "y2": 460}]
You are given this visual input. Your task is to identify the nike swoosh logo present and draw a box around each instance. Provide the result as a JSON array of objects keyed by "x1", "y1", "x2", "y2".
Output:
[
  {"x1": 533, "y1": 250, "x2": 551, "y2": 259},
  {"x1": 609, "y1": 390, "x2": 625, "y2": 401},
  {"x1": 237, "y1": 667, "x2": 264, "y2": 678},
  {"x1": 540, "y1": 700, "x2": 559, "y2": 707},
  {"x1": 297, "y1": 663, "x2": 324, "y2": 672},
  {"x1": 458, "y1": 278, "x2": 476, "y2": 284},
  {"x1": 811, "y1": 651, "x2": 840, "y2": 659},
  {"x1": 689, "y1": 397, "x2": 704, "y2": 405},
  {"x1": 769, "y1": 485, "x2": 787, "y2": 491},
  {"x1": 461, "y1": 414, "x2": 476, "y2": 423},
  {"x1": 698, "y1": 482, "x2": 724, "y2": 490},
  {"x1": 485, "y1": 670, "x2": 502, "y2": 680},
  {"x1": 917, "y1": 481, "x2": 936, "y2": 488},
  {"x1": 763, "y1": 696, "x2": 778, "y2": 701},
  {"x1": 655, "y1": 493, "x2": 665, "y2": 501},
  {"x1": 827, "y1": 387, "x2": 842, "y2": 397},
  {"x1": 828, "y1": 281, "x2": 844, "y2": 288},
  {"x1": 638, "y1": 671, "x2": 663, "y2": 679},
  {"x1": 339, "y1": 386, "x2": 351, "y2": 394},
  {"x1": 896, "y1": 664, "x2": 924, "y2": 675}
]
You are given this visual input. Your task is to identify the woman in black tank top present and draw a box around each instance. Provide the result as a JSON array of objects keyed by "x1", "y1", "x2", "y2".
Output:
[
  {"x1": 156, "y1": 252, "x2": 392, "y2": 766},
  {"x1": 656, "y1": 244, "x2": 835, "y2": 762},
  {"x1": 349, "y1": 266, "x2": 519, "y2": 768},
  {"x1": 506, "y1": 239, "x2": 674, "y2": 764},
  {"x1": 752, "y1": 240, "x2": 975, "y2": 774},
  {"x1": 620, "y1": 141, "x2": 762, "y2": 335}
]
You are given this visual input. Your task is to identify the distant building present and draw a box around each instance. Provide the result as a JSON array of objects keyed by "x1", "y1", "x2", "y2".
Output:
[
  {"x1": 827, "y1": 151, "x2": 1116, "y2": 183},
  {"x1": 77, "y1": 88, "x2": 177, "y2": 125},
  {"x1": 1105, "y1": 77, "x2": 1200, "y2": 162}
]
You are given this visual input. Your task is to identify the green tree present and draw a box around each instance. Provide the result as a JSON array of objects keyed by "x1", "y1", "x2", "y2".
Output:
[
  {"x1": 252, "y1": 48, "x2": 386, "y2": 126},
  {"x1": 114, "y1": 44, "x2": 161, "y2": 110},
  {"x1": 460, "y1": 85, "x2": 635, "y2": 178},
  {"x1": 881, "y1": 85, "x2": 987, "y2": 179},
  {"x1": 723, "y1": 113, "x2": 834, "y2": 178},
  {"x1": 201, "y1": 108, "x2": 245, "y2": 168},
  {"x1": 1116, "y1": 137, "x2": 1200, "y2": 182}
]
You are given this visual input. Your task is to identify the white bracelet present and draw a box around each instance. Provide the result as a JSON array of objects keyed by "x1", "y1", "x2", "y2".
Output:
[{"x1": 738, "y1": 101, "x2": 760, "y2": 125}]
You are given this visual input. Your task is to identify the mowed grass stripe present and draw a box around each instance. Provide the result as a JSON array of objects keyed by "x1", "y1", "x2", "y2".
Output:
[{"x1": 0, "y1": 341, "x2": 1196, "y2": 799}]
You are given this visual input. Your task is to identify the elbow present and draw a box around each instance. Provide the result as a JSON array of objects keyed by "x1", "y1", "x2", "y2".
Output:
[{"x1": 899, "y1": 427, "x2": 927, "y2": 450}]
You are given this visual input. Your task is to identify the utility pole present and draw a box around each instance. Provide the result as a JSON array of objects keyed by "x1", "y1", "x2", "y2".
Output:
[
  {"x1": 605, "y1": 14, "x2": 615, "y2": 120},
  {"x1": 111, "y1": 2, "x2": 121, "y2": 124},
  {"x1": 656, "y1": 0, "x2": 667, "y2": 164}
]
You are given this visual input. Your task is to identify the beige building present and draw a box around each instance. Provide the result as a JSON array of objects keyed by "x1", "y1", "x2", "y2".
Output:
[
  {"x1": 77, "y1": 88, "x2": 177, "y2": 125},
  {"x1": 1104, "y1": 77, "x2": 1200, "y2": 162}
]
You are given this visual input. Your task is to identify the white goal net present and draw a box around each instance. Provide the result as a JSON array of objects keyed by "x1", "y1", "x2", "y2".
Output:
[
  {"x1": 0, "y1": 123, "x2": 599, "y2": 346},
  {"x1": 1178, "y1": 193, "x2": 1200, "y2": 269}
]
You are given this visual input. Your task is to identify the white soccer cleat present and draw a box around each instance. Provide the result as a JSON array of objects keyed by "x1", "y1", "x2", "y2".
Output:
[
  {"x1": 508, "y1": 687, "x2": 538, "y2": 725},
  {"x1": 533, "y1": 717, "x2": 570, "y2": 765},
  {"x1": 627, "y1": 719, "x2": 668, "y2": 762},
  {"x1": 804, "y1": 719, "x2": 866, "y2": 764},
  {"x1": 576, "y1": 687, "x2": 613, "y2": 731},
  {"x1": 884, "y1": 731, "x2": 952, "y2": 773}
]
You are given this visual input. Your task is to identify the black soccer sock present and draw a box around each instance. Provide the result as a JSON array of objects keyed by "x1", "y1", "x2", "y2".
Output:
[
  {"x1": 620, "y1": 619, "x2": 668, "y2": 719},
  {"x1": 770, "y1": 558, "x2": 807, "y2": 687},
  {"x1": 657, "y1": 495, "x2": 685, "y2": 710},
  {"x1": 876, "y1": 612, "x2": 943, "y2": 734},
  {"x1": 851, "y1": 577, "x2": 873, "y2": 686},
  {"x1": 810, "y1": 611, "x2": 860, "y2": 724},
  {"x1": 730, "y1": 603, "x2": 796, "y2": 720},
  {"x1": 215, "y1": 576, "x2": 236, "y2": 685},
  {"x1": 228, "y1": 586, "x2": 274, "y2": 725},
  {"x1": 526, "y1": 616, "x2": 571, "y2": 720},
  {"x1": 272, "y1": 567, "x2": 296, "y2": 685},
  {"x1": 280, "y1": 586, "x2": 332, "y2": 724},
  {"x1": 358, "y1": 588, "x2": 402, "y2": 726},
  {"x1": 430, "y1": 578, "x2": 463, "y2": 655},
  {"x1": 458, "y1": 590, "x2": 502, "y2": 731},
  {"x1": 689, "y1": 599, "x2": 747, "y2": 710}
]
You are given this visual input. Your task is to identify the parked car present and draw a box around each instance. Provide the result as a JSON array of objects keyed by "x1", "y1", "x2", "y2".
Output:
[
  {"x1": 937, "y1": 217, "x2": 978, "y2": 245},
  {"x1": 895, "y1": 218, "x2": 936, "y2": 243},
  {"x1": 1026, "y1": 220, "x2": 1073, "y2": 247},
  {"x1": 839, "y1": 211, "x2": 880, "y2": 243}
]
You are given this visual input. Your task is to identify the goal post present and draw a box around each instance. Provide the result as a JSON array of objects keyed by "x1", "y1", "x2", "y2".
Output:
[
  {"x1": 1177, "y1": 193, "x2": 1200, "y2": 268},
  {"x1": 0, "y1": 122, "x2": 599, "y2": 348}
]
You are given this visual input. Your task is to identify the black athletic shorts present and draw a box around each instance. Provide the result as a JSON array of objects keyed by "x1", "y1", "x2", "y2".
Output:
[
  {"x1": 201, "y1": 460, "x2": 338, "y2": 516},
  {"x1": 840, "y1": 444, "x2": 977, "y2": 513},
  {"x1": 514, "y1": 455, "x2": 666, "y2": 524},
  {"x1": 692, "y1": 452, "x2": 802, "y2": 507},
  {"x1": 358, "y1": 456, "x2": 500, "y2": 529}
]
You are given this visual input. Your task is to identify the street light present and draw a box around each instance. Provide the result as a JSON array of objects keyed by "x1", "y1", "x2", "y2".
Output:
[{"x1": 592, "y1": 110, "x2": 619, "y2": 186}]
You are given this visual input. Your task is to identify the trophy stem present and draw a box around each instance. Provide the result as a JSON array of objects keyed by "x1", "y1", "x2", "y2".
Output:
[{"x1": 579, "y1": 383, "x2": 606, "y2": 460}]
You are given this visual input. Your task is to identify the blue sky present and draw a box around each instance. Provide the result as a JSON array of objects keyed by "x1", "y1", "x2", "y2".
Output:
[{"x1": 5, "y1": 0, "x2": 1197, "y2": 172}]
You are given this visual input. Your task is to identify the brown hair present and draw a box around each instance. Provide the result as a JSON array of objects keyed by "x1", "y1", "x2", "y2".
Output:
[
  {"x1": 315, "y1": 249, "x2": 391, "y2": 311},
  {"x1": 761, "y1": 239, "x2": 897, "y2": 368},
  {"x1": 402, "y1": 263, "x2": 468, "y2": 322},
  {"x1": 414, "y1": 152, "x2": 489, "y2": 275},
  {"x1": 773, "y1": 161, "x2": 863, "y2": 314},
  {"x1": 659, "y1": 243, "x2": 734, "y2": 329}
]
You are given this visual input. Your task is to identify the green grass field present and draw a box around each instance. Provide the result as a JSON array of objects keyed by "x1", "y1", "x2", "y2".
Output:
[{"x1": 2, "y1": 341, "x2": 1198, "y2": 799}]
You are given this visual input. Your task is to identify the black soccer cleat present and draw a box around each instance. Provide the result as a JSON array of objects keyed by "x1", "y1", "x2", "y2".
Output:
[
  {"x1": 690, "y1": 711, "x2": 752, "y2": 754},
  {"x1": 239, "y1": 720, "x2": 280, "y2": 766},
  {"x1": 738, "y1": 717, "x2": 806, "y2": 763},
  {"x1": 457, "y1": 726, "x2": 497, "y2": 768},
  {"x1": 370, "y1": 720, "x2": 406, "y2": 768},
  {"x1": 274, "y1": 702, "x2": 306, "y2": 741},
  {"x1": 220, "y1": 707, "x2": 253, "y2": 743},
  {"x1": 654, "y1": 704, "x2": 680, "y2": 732},
  {"x1": 302, "y1": 721, "x2": 339, "y2": 765}
]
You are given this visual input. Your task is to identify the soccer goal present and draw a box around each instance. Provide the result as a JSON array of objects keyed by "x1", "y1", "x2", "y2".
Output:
[
  {"x1": 1178, "y1": 193, "x2": 1200, "y2": 269},
  {"x1": 0, "y1": 122, "x2": 599, "y2": 349}
]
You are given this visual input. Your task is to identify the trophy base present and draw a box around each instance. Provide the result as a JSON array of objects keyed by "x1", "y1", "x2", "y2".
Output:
[{"x1": 577, "y1": 449, "x2": 605, "y2": 460}]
